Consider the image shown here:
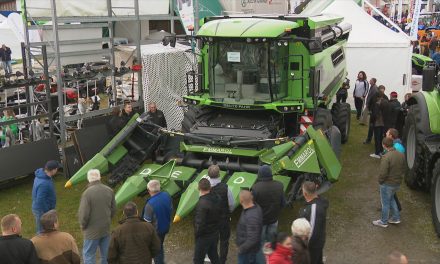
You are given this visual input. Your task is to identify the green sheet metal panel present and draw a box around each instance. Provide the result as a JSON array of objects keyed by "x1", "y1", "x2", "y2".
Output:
[{"x1": 227, "y1": 172, "x2": 258, "y2": 209}]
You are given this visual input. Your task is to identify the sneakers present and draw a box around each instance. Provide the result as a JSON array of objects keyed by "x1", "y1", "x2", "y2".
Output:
[
  {"x1": 370, "y1": 153, "x2": 381, "y2": 159},
  {"x1": 372, "y1": 220, "x2": 388, "y2": 228},
  {"x1": 388, "y1": 219, "x2": 401, "y2": 224}
]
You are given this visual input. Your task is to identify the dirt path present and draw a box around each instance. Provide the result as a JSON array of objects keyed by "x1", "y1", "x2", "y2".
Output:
[{"x1": 162, "y1": 116, "x2": 440, "y2": 263}]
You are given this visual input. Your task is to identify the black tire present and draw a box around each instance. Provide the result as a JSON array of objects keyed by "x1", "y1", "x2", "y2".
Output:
[
  {"x1": 403, "y1": 104, "x2": 426, "y2": 189},
  {"x1": 431, "y1": 159, "x2": 440, "y2": 237},
  {"x1": 331, "y1": 102, "x2": 351, "y2": 143},
  {"x1": 313, "y1": 108, "x2": 332, "y2": 131}
]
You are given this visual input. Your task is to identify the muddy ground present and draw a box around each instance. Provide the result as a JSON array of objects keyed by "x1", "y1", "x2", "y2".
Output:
[{"x1": 162, "y1": 117, "x2": 440, "y2": 264}]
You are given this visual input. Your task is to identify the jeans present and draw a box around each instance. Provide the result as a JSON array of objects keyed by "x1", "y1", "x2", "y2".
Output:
[
  {"x1": 373, "y1": 126, "x2": 384, "y2": 155},
  {"x1": 154, "y1": 233, "x2": 166, "y2": 264},
  {"x1": 193, "y1": 234, "x2": 219, "y2": 264},
  {"x1": 2, "y1": 61, "x2": 12, "y2": 74},
  {"x1": 255, "y1": 221, "x2": 277, "y2": 263},
  {"x1": 380, "y1": 184, "x2": 401, "y2": 224},
  {"x1": 354, "y1": 97, "x2": 364, "y2": 119},
  {"x1": 218, "y1": 220, "x2": 231, "y2": 264},
  {"x1": 238, "y1": 253, "x2": 258, "y2": 264},
  {"x1": 83, "y1": 235, "x2": 111, "y2": 264},
  {"x1": 32, "y1": 209, "x2": 44, "y2": 234}
]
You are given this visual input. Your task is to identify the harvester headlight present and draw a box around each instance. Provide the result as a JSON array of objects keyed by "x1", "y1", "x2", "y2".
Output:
[
  {"x1": 192, "y1": 100, "x2": 197, "y2": 104},
  {"x1": 296, "y1": 106, "x2": 301, "y2": 110},
  {"x1": 183, "y1": 98, "x2": 188, "y2": 103},
  {"x1": 255, "y1": 38, "x2": 259, "y2": 42},
  {"x1": 284, "y1": 42, "x2": 288, "y2": 46},
  {"x1": 277, "y1": 42, "x2": 282, "y2": 46},
  {"x1": 291, "y1": 106, "x2": 295, "y2": 110},
  {"x1": 262, "y1": 38, "x2": 266, "y2": 42},
  {"x1": 247, "y1": 38, "x2": 252, "y2": 43},
  {"x1": 284, "y1": 106, "x2": 289, "y2": 111}
]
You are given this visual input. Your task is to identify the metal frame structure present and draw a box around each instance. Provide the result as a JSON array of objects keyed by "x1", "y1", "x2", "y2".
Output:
[{"x1": 22, "y1": 0, "x2": 178, "y2": 146}]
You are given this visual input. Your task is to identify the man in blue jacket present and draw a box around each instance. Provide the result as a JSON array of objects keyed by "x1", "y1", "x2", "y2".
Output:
[
  {"x1": 142, "y1": 180, "x2": 172, "y2": 264},
  {"x1": 32, "y1": 160, "x2": 60, "y2": 234}
]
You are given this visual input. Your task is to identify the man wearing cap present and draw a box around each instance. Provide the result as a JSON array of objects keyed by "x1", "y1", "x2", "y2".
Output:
[{"x1": 32, "y1": 160, "x2": 60, "y2": 234}]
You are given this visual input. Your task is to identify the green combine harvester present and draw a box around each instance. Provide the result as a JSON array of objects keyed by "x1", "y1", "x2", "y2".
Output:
[{"x1": 65, "y1": 1, "x2": 352, "y2": 223}]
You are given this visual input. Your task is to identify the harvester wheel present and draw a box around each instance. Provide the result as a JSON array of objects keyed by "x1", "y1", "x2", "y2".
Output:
[
  {"x1": 313, "y1": 108, "x2": 332, "y2": 131},
  {"x1": 431, "y1": 159, "x2": 440, "y2": 237},
  {"x1": 403, "y1": 104, "x2": 426, "y2": 189},
  {"x1": 331, "y1": 102, "x2": 351, "y2": 143},
  {"x1": 182, "y1": 105, "x2": 214, "y2": 132}
]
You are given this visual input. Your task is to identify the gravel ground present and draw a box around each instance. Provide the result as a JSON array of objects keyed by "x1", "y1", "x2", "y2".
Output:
[{"x1": 162, "y1": 116, "x2": 440, "y2": 263}]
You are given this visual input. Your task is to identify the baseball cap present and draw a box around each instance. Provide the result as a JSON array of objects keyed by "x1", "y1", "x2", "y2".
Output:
[
  {"x1": 390, "y1": 91, "x2": 398, "y2": 97},
  {"x1": 45, "y1": 160, "x2": 61, "y2": 171}
]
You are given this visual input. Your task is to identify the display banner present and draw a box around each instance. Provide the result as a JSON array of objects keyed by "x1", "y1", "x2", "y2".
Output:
[
  {"x1": 397, "y1": 0, "x2": 403, "y2": 22},
  {"x1": 410, "y1": 0, "x2": 422, "y2": 40},
  {"x1": 175, "y1": 0, "x2": 288, "y2": 34}
]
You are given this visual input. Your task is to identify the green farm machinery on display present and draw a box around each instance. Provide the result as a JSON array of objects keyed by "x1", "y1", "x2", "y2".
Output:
[
  {"x1": 404, "y1": 64, "x2": 440, "y2": 236},
  {"x1": 65, "y1": 3, "x2": 352, "y2": 222}
]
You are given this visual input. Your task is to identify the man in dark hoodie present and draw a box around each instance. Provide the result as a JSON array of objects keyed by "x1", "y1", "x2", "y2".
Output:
[
  {"x1": 193, "y1": 178, "x2": 220, "y2": 264},
  {"x1": 252, "y1": 165, "x2": 285, "y2": 245},
  {"x1": 32, "y1": 160, "x2": 60, "y2": 234},
  {"x1": 299, "y1": 181, "x2": 329, "y2": 264}
]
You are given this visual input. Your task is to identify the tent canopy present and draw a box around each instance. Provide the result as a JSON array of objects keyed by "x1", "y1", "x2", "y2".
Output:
[
  {"x1": 324, "y1": 0, "x2": 410, "y2": 48},
  {"x1": 323, "y1": 0, "x2": 412, "y2": 102}
]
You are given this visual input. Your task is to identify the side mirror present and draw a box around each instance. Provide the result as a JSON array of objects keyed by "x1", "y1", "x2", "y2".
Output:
[{"x1": 422, "y1": 66, "x2": 436, "y2": 92}]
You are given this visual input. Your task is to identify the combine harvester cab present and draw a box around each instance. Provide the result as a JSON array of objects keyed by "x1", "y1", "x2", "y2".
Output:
[{"x1": 66, "y1": 0, "x2": 351, "y2": 222}]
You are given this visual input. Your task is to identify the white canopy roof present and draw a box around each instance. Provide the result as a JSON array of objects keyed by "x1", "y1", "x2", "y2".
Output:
[{"x1": 324, "y1": 0, "x2": 410, "y2": 48}]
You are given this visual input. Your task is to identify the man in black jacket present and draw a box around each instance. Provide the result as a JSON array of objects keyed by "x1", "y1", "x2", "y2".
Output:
[
  {"x1": 252, "y1": 165, "x2": 285, "y2": 244},
  {"x1": 0, "y1": 214, "x2": 39, "y2": 264},
  {"x1": 147, "y1": 102, "x2": 167, "y2": 128},
  {"x1": 208, "y1": 165, "x2": 234, "y2": 264},
  {"x1": 0, "y1": 45, "x2": 12, "y2": 74},
  {"x1": 384, "y1": 91, "x2": 401, "y2": 131},
  {"x1": 193, "y1": 178, "x2": 220, "y2": 264},
  {"x1": 236, "y1": 190, "x2": 263, "y2": 264},
  {"x1": 299, "y1": 181, "x2": 329, "y2": 264}
]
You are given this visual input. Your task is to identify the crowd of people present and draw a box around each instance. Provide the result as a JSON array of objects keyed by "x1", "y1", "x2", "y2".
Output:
[
  {"x1": 0, "y1": 158, "x2": 409, "y2": 264},
  {"x1": 347, "y1": 71, "x2": 409, "y2": 231}
]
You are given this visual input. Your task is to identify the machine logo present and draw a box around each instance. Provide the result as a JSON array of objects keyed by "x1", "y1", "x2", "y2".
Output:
[
  {"x1": 293, "y1": 146, "x2": 315, "y2": 168},
  {"x1": 241, "y1": 0, "x2": 269, "y2": 8},
  {"x1": 202, "y1": 147, "x2": 233, "y2": 154}
]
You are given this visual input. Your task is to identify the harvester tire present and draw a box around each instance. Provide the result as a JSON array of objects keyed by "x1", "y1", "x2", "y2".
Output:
[
  {"x1": 403, "y1": 104, "x2": 426, "y2": 190},
  {"x1": 331, "y1": 102, "x2": 351, "y2": 143},
  {"x1": 181, "y1": 105, "x2": 214, "y2": 132},
  {"x1": 313, "y1": 108, "x2": 332, "y2": 131},
  {"x1": 431, "y1": 159, "x2": 440, "y2": 237}
]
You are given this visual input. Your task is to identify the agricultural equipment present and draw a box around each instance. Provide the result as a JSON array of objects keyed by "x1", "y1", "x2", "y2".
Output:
[
  {"x1": 412, "y1": 53, "x2": 434, "y2": 75},
  {"x1": 65, "y1": 2, "x2": 352, "y2": 222},
  {"x1": 403, "y1": 65, "x2": 440, "y2": 237}
]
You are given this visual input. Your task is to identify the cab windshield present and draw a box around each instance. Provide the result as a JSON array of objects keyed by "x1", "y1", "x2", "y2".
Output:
[{"x1": 209, "y1": 40, "x2": 287, "y2": 104}]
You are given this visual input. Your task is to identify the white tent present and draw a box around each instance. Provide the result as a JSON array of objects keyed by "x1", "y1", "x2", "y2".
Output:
[
  {"x1": 324, "y1": 0, "x2": 412, "y2": 103},
  {"x1": 0, "y1": 13, "x2": 40, "y2": 60}
]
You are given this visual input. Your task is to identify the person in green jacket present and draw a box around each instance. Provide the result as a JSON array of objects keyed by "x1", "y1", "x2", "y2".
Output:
[{"x1": 1, "y1": 109, "x2": 18, "y2": 147}]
